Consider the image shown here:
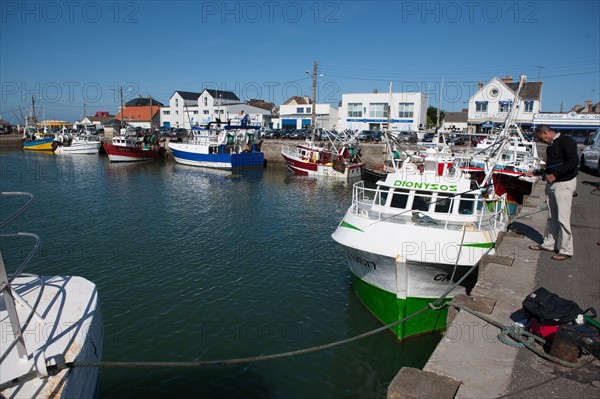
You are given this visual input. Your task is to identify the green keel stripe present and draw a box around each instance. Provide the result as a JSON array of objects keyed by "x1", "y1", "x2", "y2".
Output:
[
  {"x1": 339, "y1": 220, "x2": 363, "y2": 232},
  {"x1": 461, "y1": 242, "x2": 495, "y2": 248},
  {"x1": 351, "y1": 274, "x2": 449, "y2": 340}
]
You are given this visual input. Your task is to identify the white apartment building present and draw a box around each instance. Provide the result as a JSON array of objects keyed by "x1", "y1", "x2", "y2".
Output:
[
  {"x1": 468, "y1": 76, "x2": 542, "y2": 131},
  {"x1": 160, "y1": 89, "x2": 272, "y2": 129},
  {"x1": 339, "y1": 92, "x2": 428, "y2": 132},
  {"x1": 272, "y1": 96, "x2": 338, "y2": 130}
]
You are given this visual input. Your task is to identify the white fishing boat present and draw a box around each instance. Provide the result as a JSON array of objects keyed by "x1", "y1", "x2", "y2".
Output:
[
  {"x1": 331, "y1": 147, "x2": 509, "y2": 340},
  {"x1": 168, "y1": 124, "x2": 264, "y2": 170},
  {"x1": 55, "y1": 133, "x2": 102, "y2": 155},
  {"x1": 0, "y1": 192, "x2": 103, "y2": 398},
  {"x1": 281, "y1": 130, "x2": 364, "y2": 178}
]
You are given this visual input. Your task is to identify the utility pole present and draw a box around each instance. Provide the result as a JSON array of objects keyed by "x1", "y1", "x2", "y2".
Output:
[
  {"x1": 535, "y1": 65, "x2": 544, "y2": 81},
  {"x1": 305, "y1": 61, "x2": 323, "y2": 142}
]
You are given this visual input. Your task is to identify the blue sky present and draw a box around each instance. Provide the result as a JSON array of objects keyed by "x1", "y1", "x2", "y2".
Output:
[{"x1": 1, "y1": 0, "x2": 598, "y2": 123}]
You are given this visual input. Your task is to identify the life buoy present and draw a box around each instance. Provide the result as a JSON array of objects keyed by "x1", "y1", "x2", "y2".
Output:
[{"x1": 444, "y1": 166, "x2": 462, "y2": 179}]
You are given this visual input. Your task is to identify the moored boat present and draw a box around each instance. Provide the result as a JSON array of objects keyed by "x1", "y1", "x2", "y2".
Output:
[
  {"x1": 331, "y1": 148, "x2": 509, "y2": 340},
  {"x1": 168, "y1": 124, "x2": 264, "y2": 169},
  {"x1": 55, "y1": 133, "x2": 102, "y2": 155},
  {"x1": 281, "y1": 130, "x2": 364, "y2": 178},
  {"x1": 454, "y1": 77, "x2": 542, "y2": 213},
  {"x1": 22, "y1": 136, "x2": 57, "y2": 151},
  {"x1": 22, "y1": 127, "x2": 57, "y2": 152},
  {"x1": 102, "y1": 135, "x2": 166, "y2": 162},
  {"x1": 0, "y1": 192, "x2": 103, "y2": 398}
]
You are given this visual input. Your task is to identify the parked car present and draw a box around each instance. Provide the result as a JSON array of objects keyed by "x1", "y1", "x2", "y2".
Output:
[
  {"x1": 394, "y1": 131, "x2": 418, "y2": 143},
  {"x1": 265, "y1": 129, "x2": 283, "y2": 139},
  {"x1": 581, "y1": 128, "x2": 600, "y2": 174},
  {"x1": 358, "y1": 130, "x2": 375, "y2": 141},
  {"x1": 448, "y1": 134, "x2": 465, "y2": 145},
  {"x1": 289, "y1": 129, "x2": 308, "y2": 140},
  {"x1": 422, "y1": 132, "x2": 435, "y2": 142}
]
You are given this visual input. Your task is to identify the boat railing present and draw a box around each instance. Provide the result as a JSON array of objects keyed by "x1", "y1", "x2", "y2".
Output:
[
  {"x1": 350, "y1": 182, "x2": 508, "y2": 230},
  {"x1": 0, "y1": 192, "x2": 45, "y2": 361}
]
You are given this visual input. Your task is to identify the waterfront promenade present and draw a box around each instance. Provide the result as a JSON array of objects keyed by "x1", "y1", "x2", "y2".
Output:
[{"x1": 390, "y1": 148, "x2": 600, "y2": 398}]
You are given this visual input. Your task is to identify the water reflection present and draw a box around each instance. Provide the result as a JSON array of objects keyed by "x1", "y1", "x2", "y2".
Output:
[{"x1": 0, "y1": 150, "x2": 439, "y2": 399}]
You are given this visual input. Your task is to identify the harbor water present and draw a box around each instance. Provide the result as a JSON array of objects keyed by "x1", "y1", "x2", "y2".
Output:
[{"x1": 0, "y1": 149, "x2": 441, "y2": 399}]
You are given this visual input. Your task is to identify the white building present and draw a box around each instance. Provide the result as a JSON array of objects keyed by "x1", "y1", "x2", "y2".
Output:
[
  {"x1": 468, "y1": 76, "x2": 542, "y2": 132},
  {"x1": 441, "y1": 110, "x2": 472, "y2": 133},
  {"x1": 272, "y1": 96, "x2": 338, "y2": 130},
  {"x1": 160, "y1": 89, "x2": 272, "y2": 129},
  {"x1": 339, "y1": 92, "x2": 428, "y2": 132},
  {"x1": 533, "y1": 112, "x2": 600, "y2": 139}
]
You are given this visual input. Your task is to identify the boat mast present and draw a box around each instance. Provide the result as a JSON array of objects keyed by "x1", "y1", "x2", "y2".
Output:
[{"x1": 435, "y1": 77, "x2": 444, "y2": 145}]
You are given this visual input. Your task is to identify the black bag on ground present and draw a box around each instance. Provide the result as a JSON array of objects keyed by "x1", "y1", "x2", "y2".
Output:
[{"x1": 522, "y1": 287, "x2": 594, "y2": 323}]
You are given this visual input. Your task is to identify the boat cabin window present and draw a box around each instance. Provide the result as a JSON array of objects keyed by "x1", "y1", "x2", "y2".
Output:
[
  {"x1": 389, "y1": 189, "x2": 409, "y2": 209},
  {"x1": 412, "y1": 190, "x2": 432, "y2": 211},
  {"x1": 377, "y1": 190, "x2": 389, "y2": 207},
  {"x1": 434, "y1": 193, "x2": 452, "y2": 213},
  {"x1": 458, "y1": 194, "x2": 476, "y2": 214}
]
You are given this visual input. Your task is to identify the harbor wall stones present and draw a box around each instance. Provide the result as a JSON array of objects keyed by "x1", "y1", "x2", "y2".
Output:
[{"x1": 0, "y1": 135, "x2": 388, "y2": 167}]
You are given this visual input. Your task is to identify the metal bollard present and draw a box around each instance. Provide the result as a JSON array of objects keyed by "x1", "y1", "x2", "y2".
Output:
[{"x1": 549, "y1": 325, "x2": 581, "y2": 362}]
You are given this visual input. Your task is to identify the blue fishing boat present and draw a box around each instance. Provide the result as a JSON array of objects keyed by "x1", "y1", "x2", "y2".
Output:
[{"x1": 168, "y1": 123, "x2": 264, "y2": 170}]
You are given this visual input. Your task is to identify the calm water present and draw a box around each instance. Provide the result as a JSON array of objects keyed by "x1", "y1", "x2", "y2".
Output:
[{"x1": 0, "y1": 149, "x2": 440, "y2": 399}]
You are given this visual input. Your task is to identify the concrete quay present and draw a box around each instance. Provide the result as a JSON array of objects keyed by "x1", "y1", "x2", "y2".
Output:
[{"x1": 389, "y1": 167, "x2": 600, "y2": 398}]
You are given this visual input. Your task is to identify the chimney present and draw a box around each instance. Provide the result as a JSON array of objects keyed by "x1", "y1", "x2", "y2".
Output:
[
  {"x1": 501, "y1": 76, "x2": 513, "y2": 83},
  {"x1": 585, "y1": 100, "x2": 592, "y2": 112},
  {"x1": 478, "y1": 81, "x2": 483, "y2": 90},
  {"x1": 373, "y1": 89, "x2": 378, "y2": 94}
]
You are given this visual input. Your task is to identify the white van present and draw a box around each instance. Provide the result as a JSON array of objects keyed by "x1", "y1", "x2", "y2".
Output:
[{"x1": 581, "y1": 128, "x2": 600, "y2": 174}]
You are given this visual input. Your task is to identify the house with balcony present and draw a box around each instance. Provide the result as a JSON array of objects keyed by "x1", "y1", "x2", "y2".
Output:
[
  {"x1": 468, "y1": 76, "x2": 542, "y2": 132},
  {"x1": 272, "y1": 96, "x2": 338, "y2": 131},
  {"x1": 339, "y1": 91, "x2": 428, "y2": 132}
]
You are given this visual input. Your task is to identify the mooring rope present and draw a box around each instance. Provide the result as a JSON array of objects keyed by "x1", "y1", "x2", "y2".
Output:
[
  {"x1": 449, "y1": 301, "x2": 586, "y2": 368},
  {"x1": 0, "y1": 255, "x2": 486, "y2": 391}
]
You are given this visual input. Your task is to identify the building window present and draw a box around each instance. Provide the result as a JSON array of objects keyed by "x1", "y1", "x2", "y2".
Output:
[
  {"x1": 348, "y1": 103, "x2": 362, "y2": 118},
  {"x1": 163, "y1": 111, "x2": 170, "y2": 115},
  {"x1": 193, "y1": 111, "x2": 198, "y2": 115},
  {"x1": 203, "y1": 110, "x2": 209, "y2": 114},
  {"x1": 296, "y1": 107, "x2": 304, "y2": 113},
  {"x1": 475, "y1": 101, "x2": 488, "y2": 112},
  {"x1": 175, "y1": 99, "x2": 179, "y2": 107},
  {"x1": 398, "y1": 103, "x2": 414, "y2": 118},
  {"x1": 524, "y1": 100, "x2": 534, "y2": 112},
  {"x1": 369, "y1": 103, "x2": 388, "y2": 118},
  {"x1": 499, "y1": 101, "x2": 512, "y2": 113},
  {"x1": 204, "y1": 97, "x2": 208, "y2": 106},
  {"x1": 306, "y1": 107, "x2": 311, "y2": 114}
]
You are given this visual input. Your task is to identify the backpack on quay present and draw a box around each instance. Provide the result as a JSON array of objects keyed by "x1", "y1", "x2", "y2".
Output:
[
  {"x1": 522, "y1": 287, "x2": 598, "y2": 342},
  {"x1": 522, "y1": 287, "x2": 593, "y2": 323}
]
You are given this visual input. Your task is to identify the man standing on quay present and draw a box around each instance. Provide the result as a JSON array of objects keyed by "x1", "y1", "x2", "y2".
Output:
[{"x1": 527, "y1": 124, "x2": 579, "y2": 261}]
